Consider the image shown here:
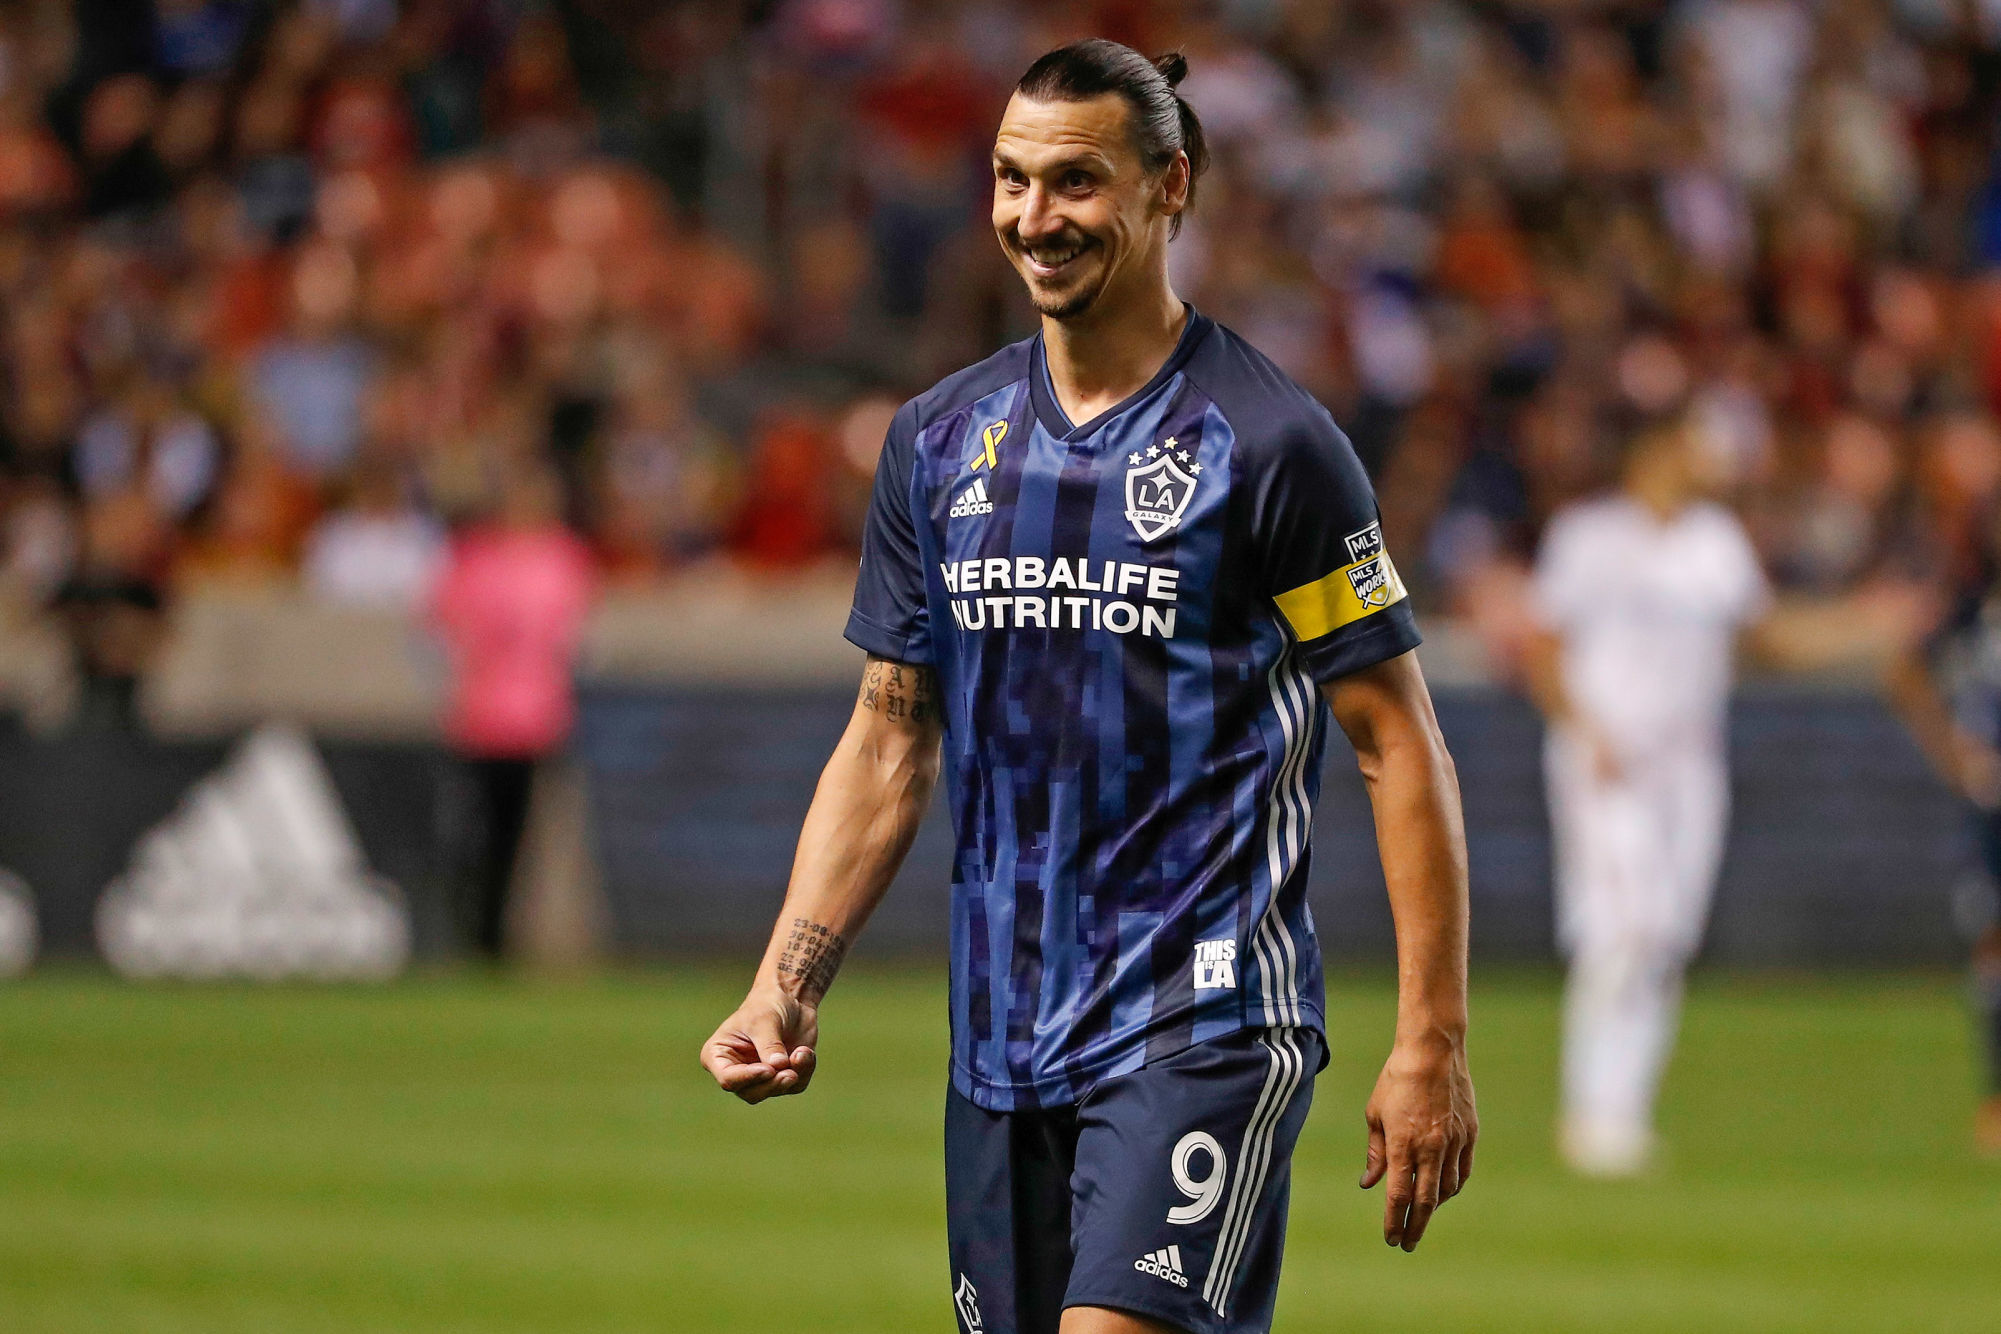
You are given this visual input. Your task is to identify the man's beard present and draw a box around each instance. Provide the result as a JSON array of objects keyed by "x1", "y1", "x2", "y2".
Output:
[{"x1": 1026, "y1": 267, "x2": 1106, "y2": 320}]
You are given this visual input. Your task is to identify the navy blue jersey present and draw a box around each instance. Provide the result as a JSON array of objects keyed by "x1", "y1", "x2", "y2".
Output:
[
  {"x1": 847, "y1": 309, "x2": 1420, "y2": 1111},
  {"x1": 1929, "y1": 570, "x2": 2001, "y2": 749}
]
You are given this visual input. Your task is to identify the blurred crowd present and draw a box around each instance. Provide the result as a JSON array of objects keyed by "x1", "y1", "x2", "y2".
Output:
[{"x1": 6, "y1": 0, "x2": 2001, "y2": 687}]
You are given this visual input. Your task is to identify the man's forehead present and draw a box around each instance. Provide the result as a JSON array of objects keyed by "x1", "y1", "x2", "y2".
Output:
[{"x1": 993, "y1": 92, "x2": 1133, "y2": 165}]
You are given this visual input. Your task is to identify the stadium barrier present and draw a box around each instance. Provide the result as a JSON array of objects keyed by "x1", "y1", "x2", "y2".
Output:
[
  {"x1": 571, "y1": 683, "x2": 1965, "y2": 967},
  {"x1": 0, "y1": 586, "x2": 1968, "y2": 966},
  {"x1": 0, "y1": 720, "x2": 459, "y2": 960}
]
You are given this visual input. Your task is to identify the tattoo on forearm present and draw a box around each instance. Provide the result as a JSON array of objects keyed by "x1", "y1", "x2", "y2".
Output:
[
  {"x1": 774, "y1": 917, "x2": 848, "y2": 1003},
  {"x1": 859, "y1": 656, "x2": 935, "y2": 725}
]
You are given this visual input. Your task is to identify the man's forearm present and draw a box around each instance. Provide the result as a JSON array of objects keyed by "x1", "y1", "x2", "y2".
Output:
[
  {"x1": 1369, "y1": 731, "x2": 1469, "y2": 1040},
  {"x1": 752, "y1": 741, "x2": 935, "y2": 1000},
  {"x1": 1520, "y1": 629, "x2": 1577, "y2": 730},
  {"x1": 1328, "y1": 659, "x2": 1470, "y2": 1040},
  {"x1": 751, "y1": 659, "x2": 941, "y2": 1003},
  {"x1": 1885, "y1": 649, "x2": 1958, "y2": 777}
]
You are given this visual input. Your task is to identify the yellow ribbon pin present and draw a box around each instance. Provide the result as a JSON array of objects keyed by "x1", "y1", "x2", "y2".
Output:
[{"x1": 973, "y1": 420, "x2": 1008, "y2": 470}]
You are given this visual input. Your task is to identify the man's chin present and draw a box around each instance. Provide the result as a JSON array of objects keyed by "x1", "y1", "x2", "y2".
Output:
[{"x1": 1026, "y1": 275, "x2": 1105, "y2": 321}]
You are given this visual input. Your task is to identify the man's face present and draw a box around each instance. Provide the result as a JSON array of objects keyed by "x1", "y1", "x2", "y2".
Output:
[
  {"x1": 1628, "y1": 422, "x2": 1717, "y2": 505},
  {"x1": 991, "y1": 92, "x2": 1179, "y2": 321}
]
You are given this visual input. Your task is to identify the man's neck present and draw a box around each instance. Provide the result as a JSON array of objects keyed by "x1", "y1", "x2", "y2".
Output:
[
  {"x1": 1625, "y1": 472, "x2": 1694, "y2": 523},
  {"x1": 1042, "y1": 280, "x2": 1188, "y2": 428}
]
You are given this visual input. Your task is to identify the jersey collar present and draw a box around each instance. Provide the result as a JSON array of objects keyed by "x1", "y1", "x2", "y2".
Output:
[{"x1": 1028, "y1": 305, "x2": 1211, "y2": 443}]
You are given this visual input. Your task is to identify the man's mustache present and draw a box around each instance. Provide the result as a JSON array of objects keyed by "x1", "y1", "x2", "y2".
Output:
[{"x1": 1005, "y1": 230, "x2": 1096, "y2": 254}]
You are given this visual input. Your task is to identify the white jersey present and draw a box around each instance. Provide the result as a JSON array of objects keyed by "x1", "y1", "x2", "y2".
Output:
[{"x1": 1533, "y1": 496, "x2": 1771, "y2": 757}]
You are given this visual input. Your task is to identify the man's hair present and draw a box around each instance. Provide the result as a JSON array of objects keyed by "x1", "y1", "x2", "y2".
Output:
[{"x1": 1015, "y1": 39, "x2": 1209, "y2": 238}]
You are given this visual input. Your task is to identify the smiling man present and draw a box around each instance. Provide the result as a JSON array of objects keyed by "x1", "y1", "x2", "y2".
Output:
[{"x1": 701, "y1": 40, "x2": 1477, "y2": 1334}]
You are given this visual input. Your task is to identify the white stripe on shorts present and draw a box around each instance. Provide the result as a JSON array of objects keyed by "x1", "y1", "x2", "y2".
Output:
[{"x1": 1203, "y1": 1027, "x2": 1305, "y2": 1317}]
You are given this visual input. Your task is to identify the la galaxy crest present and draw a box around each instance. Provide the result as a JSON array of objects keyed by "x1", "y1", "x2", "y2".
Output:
[
  {"x1": 954, "y1": 1274, "x2": 983, "y2": 1332},
  {"x1": 1124, "y1": 436, "x2": 1201, "y2": 542}
]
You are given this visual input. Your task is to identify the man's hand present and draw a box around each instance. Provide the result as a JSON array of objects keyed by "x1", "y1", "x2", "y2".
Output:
[
  {"x1": 1359, "y1": 1034, "x2": 1477, "y2": 1251},
  {"x1": 1577, "y1": 722, "x2": 1624, "y2": 785},
  {"x1": 1948, "y1": 729, "x2": 2001, "y2": 809},
  {"x1": 700, "y1": 987, "x2": 820, "y2": 1105}
]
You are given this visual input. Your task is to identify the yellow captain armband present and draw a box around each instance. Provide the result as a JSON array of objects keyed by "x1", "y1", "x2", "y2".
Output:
[{"x1": 1273, "y1": 550, "x2": 1409, "y2": 642}]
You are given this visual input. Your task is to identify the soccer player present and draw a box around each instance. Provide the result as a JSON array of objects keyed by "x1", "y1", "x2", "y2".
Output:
[
  {"x1": 701, "y1": 41, "x2": 1477, "y2": 1334},
  {"x1": 1886, "y1": 533, "x2": 2001, "y2": 1156},
  {"x1": 1525, "y1": 414, "x2": 1907, "y2": 1177}
]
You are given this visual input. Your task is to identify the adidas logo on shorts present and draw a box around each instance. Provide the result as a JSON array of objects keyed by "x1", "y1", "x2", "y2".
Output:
[
  {"x1": 1134, "y1": 1245, "x2": 1189, "y2": 1288},
  {"x1": 949, "y1": 476, "x2": 994, "y2": 518}
]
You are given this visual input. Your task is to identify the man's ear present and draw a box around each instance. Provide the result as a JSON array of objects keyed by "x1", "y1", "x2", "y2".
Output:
[{"x1": 1158, "y1": 151, "x2": 1191, "y2": 221}]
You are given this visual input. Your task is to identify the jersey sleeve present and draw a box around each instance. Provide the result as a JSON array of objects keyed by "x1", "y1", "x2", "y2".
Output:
[
  {"x1": 845, "y1": 400, "x2": 933, "y2": 664},
  {"x1": 1251, "y1": 411, "x2": 1422, "y2": 682},
  {"x1": 1719, "y1": 515, "x2": 1773, "y2": 627}
]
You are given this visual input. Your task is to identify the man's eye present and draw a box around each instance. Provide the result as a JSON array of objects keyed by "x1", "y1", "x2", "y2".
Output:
[{"x1": 1063, "y1": 172, "x2": 1092, "y2": 190}]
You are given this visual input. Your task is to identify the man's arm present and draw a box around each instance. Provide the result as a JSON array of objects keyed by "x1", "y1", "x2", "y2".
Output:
[
  {"x1": 1519, "y1": 625, "x2": 1622, "y2": 782},
  {"x1": 1323, "y1": 650, "x2": 1477, "y2": 1252},
  {"x1": 1741, "y1": 586, "x2": 1926, "y2": 675},
  {"x1": 1886, "y1": 643, "x2": 2001, "y2": 808},
  {"x1": 700, "y1": 654, "x2": 943, "y2": 1104}
]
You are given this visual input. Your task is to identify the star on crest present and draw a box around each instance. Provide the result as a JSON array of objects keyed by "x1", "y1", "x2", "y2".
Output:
[
  {"x1": 1146, "y1": 444, "x2": 1160, "y2": 457},
  {"x1": 1177, "y1": 450, "x2": 1191, "y2": 463},
  {"x1": 1191, "y1": 462, "x2": 1203, "y2": 475},
  {"x1": 1128, "y1": 452, "x2": 1142, "y2": 465},
  {"x1": 1164, "y1": 437, "x2": 1178, "y2": 448}
]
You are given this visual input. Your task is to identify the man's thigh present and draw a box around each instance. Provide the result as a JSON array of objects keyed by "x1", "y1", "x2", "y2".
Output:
[
  {"x1": 1545, "y1": 741, "x2": 1650, "y2": 949},
  {"x1": 945, "y1": 1089, "x2": 1078, "y2": 1334},
  {"x1": 1063, "y1": 1026, "x2": 1322, "y2": 1334},
  {"x1": 1551, "y1": 765, "x2": 1693, "y2": 956}
]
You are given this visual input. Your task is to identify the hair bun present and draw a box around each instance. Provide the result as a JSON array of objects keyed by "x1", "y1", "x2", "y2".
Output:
[{"x1": 1153, "y1": 51, "x2": 1189, "y2": 87}]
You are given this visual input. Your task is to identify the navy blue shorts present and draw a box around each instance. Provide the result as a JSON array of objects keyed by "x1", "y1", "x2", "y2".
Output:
[{"x1": 945, "y1": 1025, "x2": 1323, "y2": 1334}]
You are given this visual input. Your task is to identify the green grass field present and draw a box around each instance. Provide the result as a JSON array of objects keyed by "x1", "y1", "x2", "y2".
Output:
[{"x1": 1, "y1": 967, "x2": 1997, "y2": 1333}]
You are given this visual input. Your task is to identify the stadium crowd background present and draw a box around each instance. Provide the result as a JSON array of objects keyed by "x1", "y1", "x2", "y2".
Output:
[
  {"x1": 3, "y1": 12, "x2": 1997, "y2": 1331},
  {"x1": 3, "y1": 0, "x2": 2000, "y2": 700}
]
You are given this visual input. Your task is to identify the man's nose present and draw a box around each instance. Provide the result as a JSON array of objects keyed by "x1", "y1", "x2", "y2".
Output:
[{"x1": 1017, "y1": 185, "x2": 1064, "y2": 240}]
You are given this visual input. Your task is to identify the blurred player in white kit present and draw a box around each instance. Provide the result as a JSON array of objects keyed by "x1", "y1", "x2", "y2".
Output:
[{"x1": 1525, "y1": 414, "x2": 1901, "y2": 1176}]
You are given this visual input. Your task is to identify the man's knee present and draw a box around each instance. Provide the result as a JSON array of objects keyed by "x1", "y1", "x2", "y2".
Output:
[
  {"x1": 1059, "y1": 1305, "x2": 1189, "y2": 1334},
  {"x1": 1570, "y1": 933, "x2": 1664, "y2": 980}
]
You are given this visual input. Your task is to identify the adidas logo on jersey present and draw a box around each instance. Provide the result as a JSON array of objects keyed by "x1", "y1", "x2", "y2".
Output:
[
  {"x1": 950, "y1": 476, "x2": 994, "y2": 518},
  {"x1": 1135, "y1": 1246, "x2": 1190, "y2": 1288}
]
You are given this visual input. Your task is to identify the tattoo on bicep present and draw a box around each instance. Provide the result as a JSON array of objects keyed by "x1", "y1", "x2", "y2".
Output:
[
  {"x1": 859, "y1": 656, "x2": 936, "y2": 726},
  {"x1": 885, "y1": 663, "x2": 907, "y2": 719},
  {"x1": 774, "y1": 917, "x2": 848, "y2": 1003}
]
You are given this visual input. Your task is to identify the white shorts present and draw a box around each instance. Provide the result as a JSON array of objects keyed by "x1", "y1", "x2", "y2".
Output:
[{"x1": 1544, "y1": 730, "x2": 1729, "y2": 962}]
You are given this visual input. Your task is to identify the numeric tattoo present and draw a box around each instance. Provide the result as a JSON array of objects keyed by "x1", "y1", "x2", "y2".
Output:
[{"x1": 774, "y1": 917, "x2": 849, "y2": 1004}]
